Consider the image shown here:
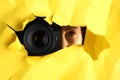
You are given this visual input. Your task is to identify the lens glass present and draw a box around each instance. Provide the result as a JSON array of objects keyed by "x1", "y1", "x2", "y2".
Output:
[{"x1": 32, "y1": 31, "x2": 48, "y2": 48}]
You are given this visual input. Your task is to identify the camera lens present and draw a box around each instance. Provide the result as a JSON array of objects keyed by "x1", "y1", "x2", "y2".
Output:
[
  {"x1": 32, "y1": 31, "x2": 48, "y2": 48},
  {"x1": 23, "y1": 23, "x2": 57, "y2": 56}
]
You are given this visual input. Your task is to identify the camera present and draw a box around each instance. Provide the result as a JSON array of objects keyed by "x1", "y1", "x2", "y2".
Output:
[{"x1": 15, "y1": 17, "x2": 62, "y2": 56}]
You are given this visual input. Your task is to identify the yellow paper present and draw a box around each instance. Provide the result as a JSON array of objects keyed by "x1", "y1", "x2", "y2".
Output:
[{"x1": 0, "y1": 0, "x2": 120, "y2": 80}]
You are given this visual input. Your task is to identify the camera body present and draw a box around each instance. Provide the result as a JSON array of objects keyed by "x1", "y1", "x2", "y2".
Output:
[{"x1": 16, "y1": 17, "x2": 62, "y2": 56}]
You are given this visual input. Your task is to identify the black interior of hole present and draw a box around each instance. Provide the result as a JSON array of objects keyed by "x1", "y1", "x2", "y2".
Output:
[{"x1": 81, "y1": 27, "x2": 86, "y2": 45}]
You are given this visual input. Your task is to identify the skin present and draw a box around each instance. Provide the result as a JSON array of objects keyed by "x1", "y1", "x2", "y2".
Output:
[{"x1": 62, "y1": 26, "x2": 82, "y2": 48}]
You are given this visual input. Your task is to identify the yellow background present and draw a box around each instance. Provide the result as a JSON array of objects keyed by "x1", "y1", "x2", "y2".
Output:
[{"x1": 0, "y1": 0, "x2": 120, "y2": 80}]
